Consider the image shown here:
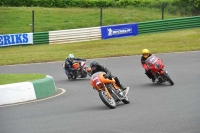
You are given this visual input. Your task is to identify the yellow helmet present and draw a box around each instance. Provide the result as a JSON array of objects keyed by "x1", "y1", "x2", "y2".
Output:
[{"x1": 142, "y1": 49, "x2": 150, "y2": 58}]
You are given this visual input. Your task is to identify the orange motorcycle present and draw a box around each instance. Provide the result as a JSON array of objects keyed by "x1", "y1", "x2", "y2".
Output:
[
  {"x1": 62, "y1": 60, "x2": 91, "y2": 79},
  {"x1": 90, "y1": 72, "x2": 130, "y2": 109}
]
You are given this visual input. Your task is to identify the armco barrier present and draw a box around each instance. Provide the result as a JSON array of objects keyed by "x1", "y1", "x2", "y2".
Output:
[
  {"x1": 138, "y1": 16, "x2": 200, "y2": 34},
  {"x1": 33, "y1": 32, "x2": 49, "y2": 45},
  {"x1": 49, "y1": 27, "x2": 101, "y2": 44}
]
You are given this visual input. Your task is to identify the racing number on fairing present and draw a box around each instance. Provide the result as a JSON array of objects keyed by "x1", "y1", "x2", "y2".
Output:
[{"x1": 93, "y1": 77, "x2": 101, "y2": 86}]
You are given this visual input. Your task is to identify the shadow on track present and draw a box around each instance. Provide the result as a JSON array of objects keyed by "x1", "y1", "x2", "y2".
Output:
[{"x1": 139, "y1": 82, "x2": 174, "y2": 88}]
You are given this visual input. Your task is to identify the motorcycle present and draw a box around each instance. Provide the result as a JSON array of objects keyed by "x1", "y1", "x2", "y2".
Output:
[
  {"x1": 145, "y1": 55, "x2": 174, "y2": 85},
  {"x1": 90, "y1": 72, "x2": 130, "y2": 109},
  {"x1": 62, "y1": 60, "x2": 91, "y2": 79}
]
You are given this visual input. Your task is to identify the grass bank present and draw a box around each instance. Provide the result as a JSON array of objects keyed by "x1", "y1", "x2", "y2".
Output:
[
  {"x1": 0, "y1": 74, "x2": 46, "y2": 85},
  {"x1": 0, "y1": 7, "x2": 183, "y2": 34},
  {"x1": 0, "y1": 27, "x2": 200, "y2": 66}
]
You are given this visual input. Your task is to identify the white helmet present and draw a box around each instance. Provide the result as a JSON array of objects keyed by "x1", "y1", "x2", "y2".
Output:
[{"x1": 68, "y1": 54, "x2": 74, "y2": 61}]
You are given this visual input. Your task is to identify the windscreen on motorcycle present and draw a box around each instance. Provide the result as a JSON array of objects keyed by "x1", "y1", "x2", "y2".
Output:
[
  {"x1": 145, "y1": 55, "x2": 158, "y2": 67},
  {"x1": 91, "y1": 72, "x2": 106, "y2": 79}
]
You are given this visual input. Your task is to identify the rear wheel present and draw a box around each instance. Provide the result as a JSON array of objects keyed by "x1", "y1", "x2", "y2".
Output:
[
  {"x1": 163, "y1": 71, "x2": 174, "y2": 85},
  {"x1": 99, "y1": 90, "x2": 116, "y2": 109}
]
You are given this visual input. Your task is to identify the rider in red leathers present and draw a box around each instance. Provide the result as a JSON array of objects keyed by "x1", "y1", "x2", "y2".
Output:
[{"x1": 141, "y1": 49, "x2": 156, "y2": 82}]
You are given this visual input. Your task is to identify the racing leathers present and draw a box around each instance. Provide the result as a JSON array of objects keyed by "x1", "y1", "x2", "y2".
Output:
[{"x1": 141, "y1": 53, "x2": 156, "y2": 82}]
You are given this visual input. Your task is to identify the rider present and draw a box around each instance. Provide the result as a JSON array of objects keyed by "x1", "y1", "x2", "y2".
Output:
[
  {"x1": 64, "y1": 54, "x2": 86, "y2": 79},
  {"x1": 90, "y1": 60, "x2": 126, "y2": 91},
  {"x1": 141, "y1": 49, "x2": 156, "y2": 82}
]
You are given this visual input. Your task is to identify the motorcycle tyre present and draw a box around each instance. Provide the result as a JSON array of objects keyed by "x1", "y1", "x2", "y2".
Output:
[
  {"x1": 80, "y1": 75, "x2": 87, "y2": 78},
  {"x1": 163, "y1": 72, "x2": 174, "y2": 85},
  {"x1": 122, "y1": 96, "x2": 130, "y2": 104},
  {"x1": 99, "y1": 90, "x2": 116, "y2": 109},
  {"x1": 67, "y1": 74, "x2": 73, "y2": 79},
  {"x1": 80, "y1": 72, "x2": 87, "y2": 78},
  {"x1": 72, "y1": 75, "x2": 77, "y2": 79}
]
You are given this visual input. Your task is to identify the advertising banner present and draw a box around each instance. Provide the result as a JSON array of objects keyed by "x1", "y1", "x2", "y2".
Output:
[
  {"x1": 101, "y1": 23, "x2": 138, "y2": 39},
  {"x1": 0, "y1": 33, "x2": 33, "y2": 47}
]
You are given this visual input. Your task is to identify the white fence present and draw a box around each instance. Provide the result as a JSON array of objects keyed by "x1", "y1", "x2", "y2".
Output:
[{"x1": 49, "y1": 27, "x2": 101, "y2": 44}]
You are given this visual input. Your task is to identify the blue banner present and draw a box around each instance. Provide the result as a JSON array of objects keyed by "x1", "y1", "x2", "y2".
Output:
[
  {"x1": 0, "y1": 33, "x2": 33, "y2": 47},
  {"x1": 101, "y1": 23, "x2": 138, "y2": 39}
]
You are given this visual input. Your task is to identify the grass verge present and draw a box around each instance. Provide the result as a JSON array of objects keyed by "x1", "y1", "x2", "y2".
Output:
[
  {"x1": 0, "y1": 74, "x2": 46, "y2": 85},
  {"x1": 0, "y1": 27, "x2": 200, "y2": 66}
]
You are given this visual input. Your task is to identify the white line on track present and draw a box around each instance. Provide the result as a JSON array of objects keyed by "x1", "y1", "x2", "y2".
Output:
[{"x1": 0, "y1": 88, "x2": 66, "y2": 108}]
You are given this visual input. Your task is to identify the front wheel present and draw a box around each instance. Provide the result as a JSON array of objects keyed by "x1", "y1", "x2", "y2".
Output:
[
  {"x1": 72, "y1": 75, "x2": 77, "y2": 79},
  {"x1": 122, "y1": 95, "x2": 130, "y2": 104},
  {"x1": 122, "y1": 88, "x2": 130, "y2": 104},
  {"x1": 163, "y1": 71, "x2": 174, "y2": 85},
  {"x1": 80, "y1": 71, "x2": 87, "y2": 78},
  {"x1": 99, "y1": 90, "x2": 116, "y2": 109}
]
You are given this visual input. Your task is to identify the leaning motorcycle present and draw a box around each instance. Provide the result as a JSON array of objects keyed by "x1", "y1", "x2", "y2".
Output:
[
  {"x1": 62, "y1": 60, "x2": 91, "y2": 79},
  {"x1": 145, "y1": 55, "x2": 174, "y2": 85},
  {"x1": 90, "y1": 72, "x2": 130, "y2": 109}
]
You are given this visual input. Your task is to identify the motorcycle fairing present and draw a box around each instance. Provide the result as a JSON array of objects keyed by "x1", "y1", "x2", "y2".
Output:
[{"x1": 90, "y1": 72, "x2": 115, "y2": 90}]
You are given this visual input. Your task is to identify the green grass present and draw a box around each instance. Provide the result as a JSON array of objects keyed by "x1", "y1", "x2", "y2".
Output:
[
  {"x1": 0, "y1": 7, "x2": 184, "y2": 34},
  {"x1": 0, "y1": 27, "x2": 200, "y2": 66},
  {"x1": 0, "y1": 74, "x2": 46, "y2": 85}
]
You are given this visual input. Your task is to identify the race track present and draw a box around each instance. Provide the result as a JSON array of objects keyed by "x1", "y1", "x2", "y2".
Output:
[{"x1": 0, "y1": 52, "x2": 200, "y2": 133}]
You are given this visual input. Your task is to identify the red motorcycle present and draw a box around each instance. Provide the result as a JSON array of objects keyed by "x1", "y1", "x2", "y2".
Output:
[{"x1": 145, "y1": 55, "x2": 174, "y2": 85}]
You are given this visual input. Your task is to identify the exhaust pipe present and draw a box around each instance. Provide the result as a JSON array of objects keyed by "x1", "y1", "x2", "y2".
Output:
[
  {"x1": 112, "y1": 87, "x2": 130, "y2": 100},
  {"x1": 112, "y1": 90, "x2": 122, "y2": 100},
  {"x1": 124, "y1": 87, "x2": 130, "y2": 97}
]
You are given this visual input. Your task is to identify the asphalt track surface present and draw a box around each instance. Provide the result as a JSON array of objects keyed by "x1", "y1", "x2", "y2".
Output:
[{"x1": 0, "y1": 52, "x2": 200, "y2": 133}]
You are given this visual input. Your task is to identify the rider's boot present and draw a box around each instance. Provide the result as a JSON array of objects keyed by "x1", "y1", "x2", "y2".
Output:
[
  {"x1": 68, "y1": 74, "x2": 72, "y2": 79},
  {"x1": 70, "y1": 70, "x2": 76, "y2": 78},
  {"x1": 114, "y1": 77, "x2": 126, "y2": 91},
  {"x1": 116, "y1": 88, "x2": 124, "y2": 97},
  {"x1": 66, "y1": 72, "x2": 72, "y2": 79},
  {"x1": 119, "y1": 84, "x2": 126, "y2": 91},
  {"x1": 152, "y1": 77, "x2": 156, "y2": 83},
  {"x1": 146, "y1": 71, "x2": 155, "y2": 83}
]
